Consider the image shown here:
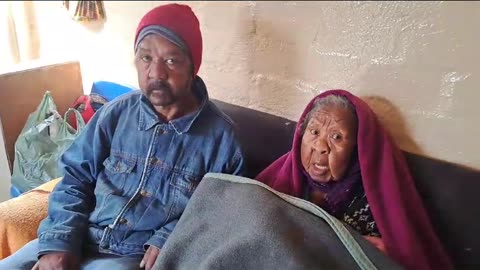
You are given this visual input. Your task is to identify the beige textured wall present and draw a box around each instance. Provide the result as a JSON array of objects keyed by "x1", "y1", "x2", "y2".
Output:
[{"x1": 31, "y1": 1, "x2": 479, "y2": 169}]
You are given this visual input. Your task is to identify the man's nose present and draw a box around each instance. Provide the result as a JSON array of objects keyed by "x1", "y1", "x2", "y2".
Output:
[{"x1": 149, "y1": 61, "x2": 168, "y2": 80}]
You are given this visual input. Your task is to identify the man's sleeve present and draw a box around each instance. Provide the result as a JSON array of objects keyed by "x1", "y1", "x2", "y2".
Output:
[
  {"x1": 229, "y1": 147, "x2": 248, "y2": 177},
  {"x1": 37, "y1": 106, "x2": 113, "y2": 256},
  {"x1": 144, "y1": 219, "x2": 178, "y2": 251}
]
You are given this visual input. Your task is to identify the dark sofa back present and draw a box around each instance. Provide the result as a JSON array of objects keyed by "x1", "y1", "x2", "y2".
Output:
[{"x1": 213, "y1": 99, "x2": 480, "y2": 270}]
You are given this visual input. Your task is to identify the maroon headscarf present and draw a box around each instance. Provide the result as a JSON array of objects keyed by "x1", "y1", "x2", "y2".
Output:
[{"x1": 256, "y1": 89, "x2": 454, "y2": 270}]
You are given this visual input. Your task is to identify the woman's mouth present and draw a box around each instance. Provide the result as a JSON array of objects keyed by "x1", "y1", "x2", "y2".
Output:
[
  {"x1": 314, "y1": 163, "x2": 328, "y2": 170},
  {"x1": 310, "y1": 163, "x2": 329, "y2": 176}
]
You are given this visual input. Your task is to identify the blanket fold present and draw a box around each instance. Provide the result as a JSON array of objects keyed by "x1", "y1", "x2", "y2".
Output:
[{"x1": 153, "y1": 173, "x2": 402, "y2": 270}]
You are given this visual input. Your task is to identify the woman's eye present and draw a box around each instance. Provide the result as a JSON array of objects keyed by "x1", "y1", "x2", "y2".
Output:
[
  {"x1": 309, "y1": 129, "x2": 319, "y2": 135},
  {"x1": 331, "y1": 133, "x2": 342, "y2": 140}
]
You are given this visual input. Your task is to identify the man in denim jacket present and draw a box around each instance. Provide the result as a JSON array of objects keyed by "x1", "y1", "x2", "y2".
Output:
[{"x1": 0, "y1": 4, "x2": 246, "y2": 270}]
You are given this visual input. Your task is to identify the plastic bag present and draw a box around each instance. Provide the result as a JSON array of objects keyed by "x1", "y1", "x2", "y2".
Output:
[{"x1": 10, "y1": 91, "x2": 85, "y2": 193}]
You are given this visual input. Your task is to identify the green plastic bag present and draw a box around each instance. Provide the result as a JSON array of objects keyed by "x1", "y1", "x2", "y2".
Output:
[{"x1": 11, "y1": 91, "x2": 85, "y2": 193}]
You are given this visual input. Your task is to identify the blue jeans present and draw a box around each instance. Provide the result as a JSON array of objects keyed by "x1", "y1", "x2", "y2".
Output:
[{"x1": 0, "y1": 239, "x2": 143, "y2": 270}]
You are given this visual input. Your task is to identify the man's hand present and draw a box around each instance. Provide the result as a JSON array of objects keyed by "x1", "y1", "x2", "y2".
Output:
[
  {"x1": 363, "y1": 235, "x2": 386, "y2": 253},
  {"x1": 31, "y1": 252, "x2": 80, "y2": 270},
  {"x1": 140, "y1": 245, "x2": 161, "y2": 270}
]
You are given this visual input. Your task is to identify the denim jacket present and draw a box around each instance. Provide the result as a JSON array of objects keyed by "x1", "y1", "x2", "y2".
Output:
[{"x1": 37, "y1": 77, "x2": 247, "y2": 257}]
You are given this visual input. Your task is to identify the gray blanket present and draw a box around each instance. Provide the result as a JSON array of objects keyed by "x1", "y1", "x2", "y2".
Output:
[{"x1": 153, "y1": 173, "x2": 403, "y2": 270}]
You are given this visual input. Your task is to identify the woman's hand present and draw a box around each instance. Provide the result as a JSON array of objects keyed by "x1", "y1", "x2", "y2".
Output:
[{"x1": 363, "y1": 235, "x2": 386, "y2": 253}]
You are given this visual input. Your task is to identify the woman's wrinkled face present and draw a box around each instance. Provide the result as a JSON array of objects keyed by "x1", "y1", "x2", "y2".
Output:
[{"x1": 300, "y1": 106, "x2": 357, "y2": 183}]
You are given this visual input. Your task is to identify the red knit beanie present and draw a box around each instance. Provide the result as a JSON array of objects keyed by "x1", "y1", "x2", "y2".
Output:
[{"x1": 134, "y1": 4, "x2": 203, "y2": 76}]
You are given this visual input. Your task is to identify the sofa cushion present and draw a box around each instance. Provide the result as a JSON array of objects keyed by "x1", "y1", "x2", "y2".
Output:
[
  {"x1": 404, "y1": 153, "x2": 480, "y2": 269},
  {"x1": 212, "y1": 100, "x2": 296, "y2": 178}
]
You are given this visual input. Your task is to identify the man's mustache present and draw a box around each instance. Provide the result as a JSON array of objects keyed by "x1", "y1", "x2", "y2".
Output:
[{"x1": 147, "y1": 81, "x2": 171, "y2": 92}]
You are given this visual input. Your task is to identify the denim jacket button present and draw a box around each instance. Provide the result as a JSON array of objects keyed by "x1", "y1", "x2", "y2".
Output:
[
  {"x1": 150, "y1": 158, "x2": 157, "y2": 165},
  {"x1": 140, "y1": 190, "x2": 148, "y2": 196},
  {"x1": 119, "y1": 218, "x2": 128, "y2": 224}
]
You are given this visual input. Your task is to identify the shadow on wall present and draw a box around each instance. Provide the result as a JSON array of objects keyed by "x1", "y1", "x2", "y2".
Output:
[{"x1": 361, "y1": 95, "x2": 424, "y2": 156}]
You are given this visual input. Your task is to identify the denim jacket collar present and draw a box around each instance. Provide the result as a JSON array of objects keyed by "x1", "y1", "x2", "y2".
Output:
[{"x1": 138, "y1": 76, "x2": 209, "y2": 134}]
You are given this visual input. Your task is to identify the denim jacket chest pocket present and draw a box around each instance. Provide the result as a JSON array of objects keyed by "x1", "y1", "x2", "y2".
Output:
[
  {"x1": 99, "y1": 155, "x2": 138, "y2": 194},
  {"x1": 164, "y1": 171, "x2": 201, "y2": 218},
  {"x1": 90, "y1": 155, "x2": 140, "y2": 225},
  {"x1": 169, "y1": 171, "x2": 200, "y2": 197}
]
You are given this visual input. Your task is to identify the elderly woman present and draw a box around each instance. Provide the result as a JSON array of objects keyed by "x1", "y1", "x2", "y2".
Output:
[{"x1": 255, "y1": 90, "x2": 453, "y2": 270}]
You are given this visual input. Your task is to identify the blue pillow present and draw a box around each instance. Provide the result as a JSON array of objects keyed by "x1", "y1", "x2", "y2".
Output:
[
  {"x1": 10, "y1": 184, "x2": 22, "y2": 198},
  {"x1": 90, "y1": 81, "x2": 135, "y2": 102}
]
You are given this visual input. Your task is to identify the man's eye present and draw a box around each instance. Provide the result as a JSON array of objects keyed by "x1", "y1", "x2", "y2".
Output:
[
  {"x1": 165, "y1": 58, "x2": 175, "y2": 65},
  {"x1": 309, "y1": 129, "x2": 319, "y2": 135},
  {"x1": 141, "y1": 55, "x2": 152, "y2": 62}
]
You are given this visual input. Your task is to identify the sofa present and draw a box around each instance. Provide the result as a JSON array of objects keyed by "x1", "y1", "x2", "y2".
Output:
[{"x1": 0, "y1": 98, "x2": 479, "y2": 269}]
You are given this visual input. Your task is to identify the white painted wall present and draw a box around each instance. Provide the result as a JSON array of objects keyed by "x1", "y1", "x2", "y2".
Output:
[{"x1": 0, "y1": 119, "x2": 12, "y2": 202}]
